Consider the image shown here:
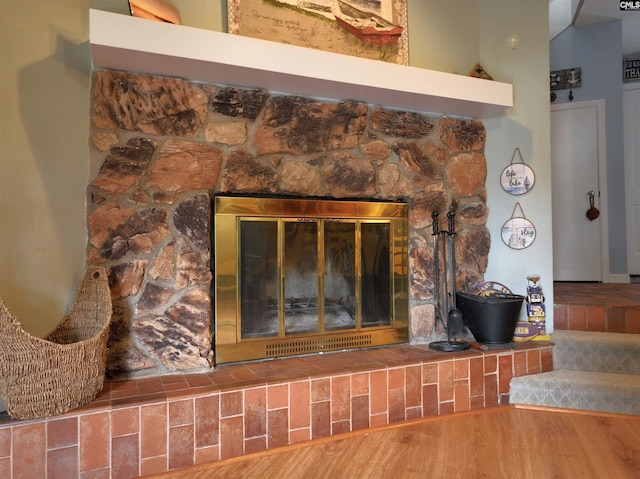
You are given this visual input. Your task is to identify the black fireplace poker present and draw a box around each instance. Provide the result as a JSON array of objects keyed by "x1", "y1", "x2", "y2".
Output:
[
  {"x1": 429, "y1": 210, "x2": 470, "y2": 352},
  {"x1": 429, "y1": 211, "x2": 446, "y2": 336}
]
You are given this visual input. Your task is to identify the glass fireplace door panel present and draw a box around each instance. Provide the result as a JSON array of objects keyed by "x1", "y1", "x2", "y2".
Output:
[
  {"x1": 284, "y1": 222, "x2": 319, "y2": 335},
  {"x1": 361, "y1": 222, "x2": 392, "y2": 327},
  {"x1": 240, "y1": 220, "x2": 278, "y2": 339},
  {"x1": 324, "y1": 222, "x2": 356, "y2": 331}
]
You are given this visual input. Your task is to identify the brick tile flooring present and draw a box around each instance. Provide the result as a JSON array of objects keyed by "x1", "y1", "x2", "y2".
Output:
[
  {"x1": 554, "y1": 281, "x2": 640, "y2": 304},
  {"x1": 554, "y1": 282, "x2": 640, "y2": 333}
]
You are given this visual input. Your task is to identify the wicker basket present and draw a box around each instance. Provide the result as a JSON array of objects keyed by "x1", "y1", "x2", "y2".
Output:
[{"x1": 0, "y1": 266, "x2": 112, "y2": 419}]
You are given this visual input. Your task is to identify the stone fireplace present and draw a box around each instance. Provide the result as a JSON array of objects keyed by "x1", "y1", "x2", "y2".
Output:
[{"x1": 88, "y1": 69, "x2": 490, "y2": 379}]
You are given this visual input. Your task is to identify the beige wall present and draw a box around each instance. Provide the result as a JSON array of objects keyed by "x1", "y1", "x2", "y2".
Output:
[
  {"x1": 1, "y1": 0, "x2": 91, "y2": 335},
  {"x1": 0, "y1": 0, "x2": 551, "y2": 336},
  {"x1": 407, "y1": 0, "x2": 480, "y2": 75},
  {"x1": 479, "y1": 0, "x2": 553, "y2": 321},
  {"x1": 411, "y1": 0, "x2": 553, "y2": 322}
]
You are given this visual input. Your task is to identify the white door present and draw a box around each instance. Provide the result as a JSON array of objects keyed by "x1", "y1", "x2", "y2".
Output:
[
  {"x1": 551, "y1": 100, "x2": 608, "y2": 281},
  {"x1": 624, "y1": 87, "x2": 640, "y2": 275}
]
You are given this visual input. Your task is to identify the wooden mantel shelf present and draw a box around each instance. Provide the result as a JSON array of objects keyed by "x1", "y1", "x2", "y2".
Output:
[{"x1": 89, "y1": 9, "x2": 513, "y2": 119}]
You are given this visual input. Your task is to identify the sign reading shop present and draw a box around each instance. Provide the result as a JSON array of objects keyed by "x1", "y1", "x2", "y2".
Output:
[{"x1": 624, "y1": 56, "x2": 640, "y2": 83}]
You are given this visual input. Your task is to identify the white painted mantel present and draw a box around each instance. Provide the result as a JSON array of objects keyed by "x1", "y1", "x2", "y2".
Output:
[{"x1": 89, "y1": 9, "x2": 513, "y2": 119}]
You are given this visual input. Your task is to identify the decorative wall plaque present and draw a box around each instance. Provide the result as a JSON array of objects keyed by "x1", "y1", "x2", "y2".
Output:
[
  {"x1": 623, "y1": 55, "x2": 640, "y2": 84},
  {"x1": 502, "y1": 203, "x2": 536, "y2": 250},
  {"x1": 550, "y1": 67, "x2": 582, "y2": 91},
  {"x1": 501, "y1": 147, "x2": 535, "y2": 196}
]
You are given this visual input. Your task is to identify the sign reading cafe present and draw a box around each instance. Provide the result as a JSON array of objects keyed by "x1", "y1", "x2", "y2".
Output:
[{"x1": 624, "y1": 56, "x2": 640, "y2": 83}]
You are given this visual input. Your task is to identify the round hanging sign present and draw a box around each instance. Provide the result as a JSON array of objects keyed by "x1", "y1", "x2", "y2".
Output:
[
  {"x1": 501, "y1": 147, "x2": 535, "y2": 196},
  {"x1": 502, "y1": 203, "x2": 536, "y2": 250}
]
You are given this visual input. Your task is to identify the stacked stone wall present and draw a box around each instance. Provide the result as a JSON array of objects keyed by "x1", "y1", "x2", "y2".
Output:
[{"x1": 89, "y1": 70, "x2": 489, "y2": 378}]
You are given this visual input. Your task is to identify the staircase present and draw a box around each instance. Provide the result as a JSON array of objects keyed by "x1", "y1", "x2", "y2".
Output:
[
  {"x1": 510, "y1": 282, "x2": 640, "y2": 415},
  {"x1": 510, "y1": 330, "x2": 640, "y2": 415}
]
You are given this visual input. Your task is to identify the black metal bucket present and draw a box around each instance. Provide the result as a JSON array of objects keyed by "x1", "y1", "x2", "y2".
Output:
[{"x1": 456, "y1": 292, "x2": 525, "y2": 344}]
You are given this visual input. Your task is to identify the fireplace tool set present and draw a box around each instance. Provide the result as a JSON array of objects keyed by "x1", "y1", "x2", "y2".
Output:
[{"x1": 429, "y1": 210, "x2": 470, "y2": 352}]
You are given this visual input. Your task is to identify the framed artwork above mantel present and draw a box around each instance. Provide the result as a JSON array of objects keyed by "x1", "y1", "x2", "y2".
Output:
[{"x1": 227, "y1": 0, "x2": 409, "y2": 65}]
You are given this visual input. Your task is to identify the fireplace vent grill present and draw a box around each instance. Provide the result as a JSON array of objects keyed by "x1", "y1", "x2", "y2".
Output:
[{"x1": 265, "y1": 334, "x2": 373, "y2": 357}]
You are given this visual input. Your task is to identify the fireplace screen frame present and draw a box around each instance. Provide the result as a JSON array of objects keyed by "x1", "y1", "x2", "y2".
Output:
[{"x1": 214, "y1": 196, "x2": 409, "y2": 364}]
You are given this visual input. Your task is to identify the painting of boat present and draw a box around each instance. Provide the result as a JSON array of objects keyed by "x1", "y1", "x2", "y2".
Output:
[
  {"x1": 228, "y1": 0, "x2": 409, "y2": 65},
  {"x1": 332, "y1": 0, "x2": 403, "y2": 46}
]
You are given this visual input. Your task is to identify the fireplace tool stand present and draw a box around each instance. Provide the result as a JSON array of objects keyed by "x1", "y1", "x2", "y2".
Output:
[{"x1": 429, "y1": 210, "x2": 470, "y2": 352}]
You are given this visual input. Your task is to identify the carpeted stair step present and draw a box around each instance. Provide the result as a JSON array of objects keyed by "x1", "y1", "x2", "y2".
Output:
[
  {"x1": 552, "y1": 330, "x2": 640, "y2": 375},
  {"x1": 510, "y1": 369, "x2": 640, "y2": 415},
  {"x1": 510, "y1": 331, "x2": 640, "y2": 415}
]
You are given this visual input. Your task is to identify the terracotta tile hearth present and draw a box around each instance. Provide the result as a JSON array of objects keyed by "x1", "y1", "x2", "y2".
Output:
[{"x1": 0, "y1": 342, "x2": 552, "y2": 479}]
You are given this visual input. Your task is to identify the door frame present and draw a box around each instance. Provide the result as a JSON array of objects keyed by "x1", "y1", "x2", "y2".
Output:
[
  {"x1": 624, "y1": 83, "x2": 640, "y2": 277},
  {"x1": 551, "y1": 99, "x2": 611, "y2": 282}
]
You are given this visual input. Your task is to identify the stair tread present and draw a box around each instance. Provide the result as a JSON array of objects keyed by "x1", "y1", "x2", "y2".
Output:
[
  {"x1": 552, "y1": 330, "x2": 640, "y2": 375},
  {"x1": 553, "y1": 330, "x2": 640, "y2": 346},
  {"x1": 512, "y1": 369, "x2": 640, "y2": 390},
  {"x1": 510, "y1": 370, "x2": 640, "y2": 415}
]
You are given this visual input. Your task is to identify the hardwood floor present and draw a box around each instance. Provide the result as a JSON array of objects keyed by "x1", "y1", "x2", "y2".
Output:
[{"x1": 145, "y1": 405, "x2": 640, "y2": 479}]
